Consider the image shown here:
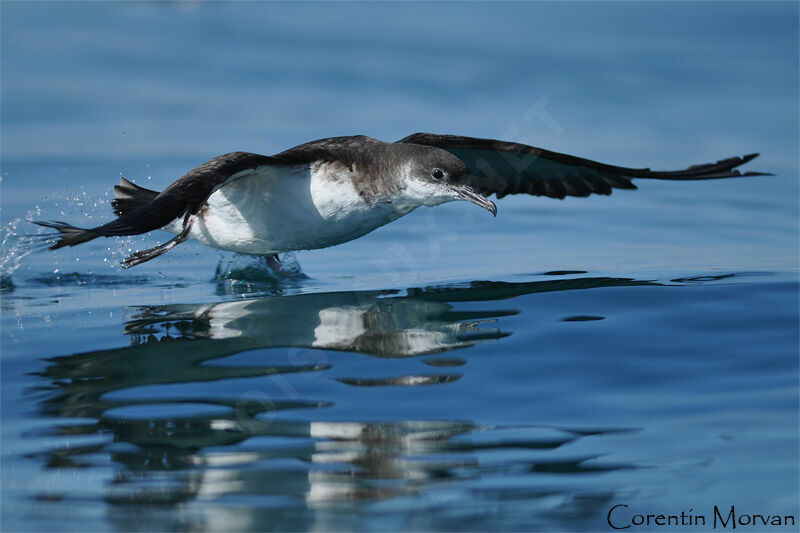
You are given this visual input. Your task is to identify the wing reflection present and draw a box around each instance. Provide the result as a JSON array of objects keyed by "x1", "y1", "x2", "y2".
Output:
[
  {"x1": 123, "y1": 290, "x2": 501, "y2": 357},
  {"x1": 123, "y1": 275, "x2": 652, "y2": 357},
  {"x1": 27, "y1": 276, "x2": 651, "y2": 524}
]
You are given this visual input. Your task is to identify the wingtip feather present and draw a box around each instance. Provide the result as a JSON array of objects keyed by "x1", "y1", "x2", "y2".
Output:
[
  {"x1": 32, "y1": 220, "x2": 99, "y2": 249},
  {"x1": 742, "y1": 171, "x2": 773, "y2": 177}
]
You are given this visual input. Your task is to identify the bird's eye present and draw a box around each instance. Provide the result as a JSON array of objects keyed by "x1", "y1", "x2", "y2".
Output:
[{"x1": 431, "y1": 168, "x2": 445, "y2": 180}]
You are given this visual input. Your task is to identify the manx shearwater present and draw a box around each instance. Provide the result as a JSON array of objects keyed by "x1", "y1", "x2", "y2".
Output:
[{"x1": 34, "y1": 133, "x2": 768, "y2": 268}]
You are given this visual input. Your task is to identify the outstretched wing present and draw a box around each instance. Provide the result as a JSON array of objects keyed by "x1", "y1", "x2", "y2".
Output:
[
  {"x1": 35, "y1": 152, "x2": 279, "y2": 249},
  {"x1": 398, "y1": 133, "x2": 769, "y2": 199}
]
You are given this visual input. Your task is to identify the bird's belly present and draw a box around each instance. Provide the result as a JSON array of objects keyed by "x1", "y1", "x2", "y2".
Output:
[{"x1": 180, "y1": 165, "x2": 404, "y2": 255}]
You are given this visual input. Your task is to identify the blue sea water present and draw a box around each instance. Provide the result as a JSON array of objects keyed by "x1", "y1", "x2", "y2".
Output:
[{"x1": 1, "y1": 2, "x2": 798, "y2": 531}]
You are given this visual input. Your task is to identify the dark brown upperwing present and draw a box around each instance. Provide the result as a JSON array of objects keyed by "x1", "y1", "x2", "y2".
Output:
[
  {"x1": 398, "y1": 133, "x2": 769, "y2": 200},
  {"x1": 158, "y1": 151, "x2": 279, "y2": 215},
  {"x1": 274, "y1": 135, "x2": 379, "y2": 168},
  {"x1": 35, "y1": 151, "x2": 279, "y2": 249}
]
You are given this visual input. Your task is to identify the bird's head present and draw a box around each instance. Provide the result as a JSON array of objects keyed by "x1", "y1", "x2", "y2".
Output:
[{"x1": 399, "y1": 147, "x2": 497, "y2": 216}]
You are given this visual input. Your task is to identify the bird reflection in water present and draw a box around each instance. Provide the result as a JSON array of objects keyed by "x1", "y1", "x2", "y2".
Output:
[{"x1": 29, "y1": 276, "x2": 647, "y2": 527}]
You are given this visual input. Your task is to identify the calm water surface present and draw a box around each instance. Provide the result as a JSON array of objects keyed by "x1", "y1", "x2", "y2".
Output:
[{"x1": 1, "y1": 2, "x2": 798, "y2": 531}]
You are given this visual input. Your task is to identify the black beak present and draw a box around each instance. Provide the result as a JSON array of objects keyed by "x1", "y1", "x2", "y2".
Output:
[{"x1": 453, "y1": 185, "x2": 497, "y2": 217}]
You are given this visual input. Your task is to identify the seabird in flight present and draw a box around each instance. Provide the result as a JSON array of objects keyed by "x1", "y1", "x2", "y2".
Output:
[{"x1": 34, "y1": 133, "x2": 768, "y2": 268}]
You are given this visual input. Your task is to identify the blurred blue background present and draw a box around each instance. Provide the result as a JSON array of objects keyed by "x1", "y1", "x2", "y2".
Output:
[{"x1": 1, "y1": 2, "x2": 798, "y2": 531}]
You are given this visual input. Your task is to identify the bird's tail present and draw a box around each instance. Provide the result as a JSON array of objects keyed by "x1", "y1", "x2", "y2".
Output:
[
  {"x1": 33, "y1": 178, "x2": 165, "y2": 250},
  {"x1": 111, "y1": 177, "x2": 160, "y2": 216}
]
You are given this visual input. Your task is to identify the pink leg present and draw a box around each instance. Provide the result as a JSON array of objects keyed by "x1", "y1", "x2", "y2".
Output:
[{"x1": 265, "y1": 254, "x2": 281, "y2": 271}]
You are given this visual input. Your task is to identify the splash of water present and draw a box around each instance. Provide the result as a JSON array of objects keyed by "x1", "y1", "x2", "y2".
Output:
[
  {"x1": 3, "y1": 185, "x2": 309, "y2": 290},
  {"x1": 213, "y1": 253, "x2": 308, "y2": 296},
  {"x1": 0, "y1": 208, "x2": 43, "y2": 285},
  {"x1": 1, "y1": 188, "x2": 126, "y2": 286}
]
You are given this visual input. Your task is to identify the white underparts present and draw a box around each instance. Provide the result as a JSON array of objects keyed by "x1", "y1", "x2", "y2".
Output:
[{"x1": 162, "y1": 163, "x2": 417, "y2": 255}]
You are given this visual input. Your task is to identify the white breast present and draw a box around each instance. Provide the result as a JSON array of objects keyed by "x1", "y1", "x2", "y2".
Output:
[{"x1": 173, "y1": 162, "x2": 412, "y2": 255}]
